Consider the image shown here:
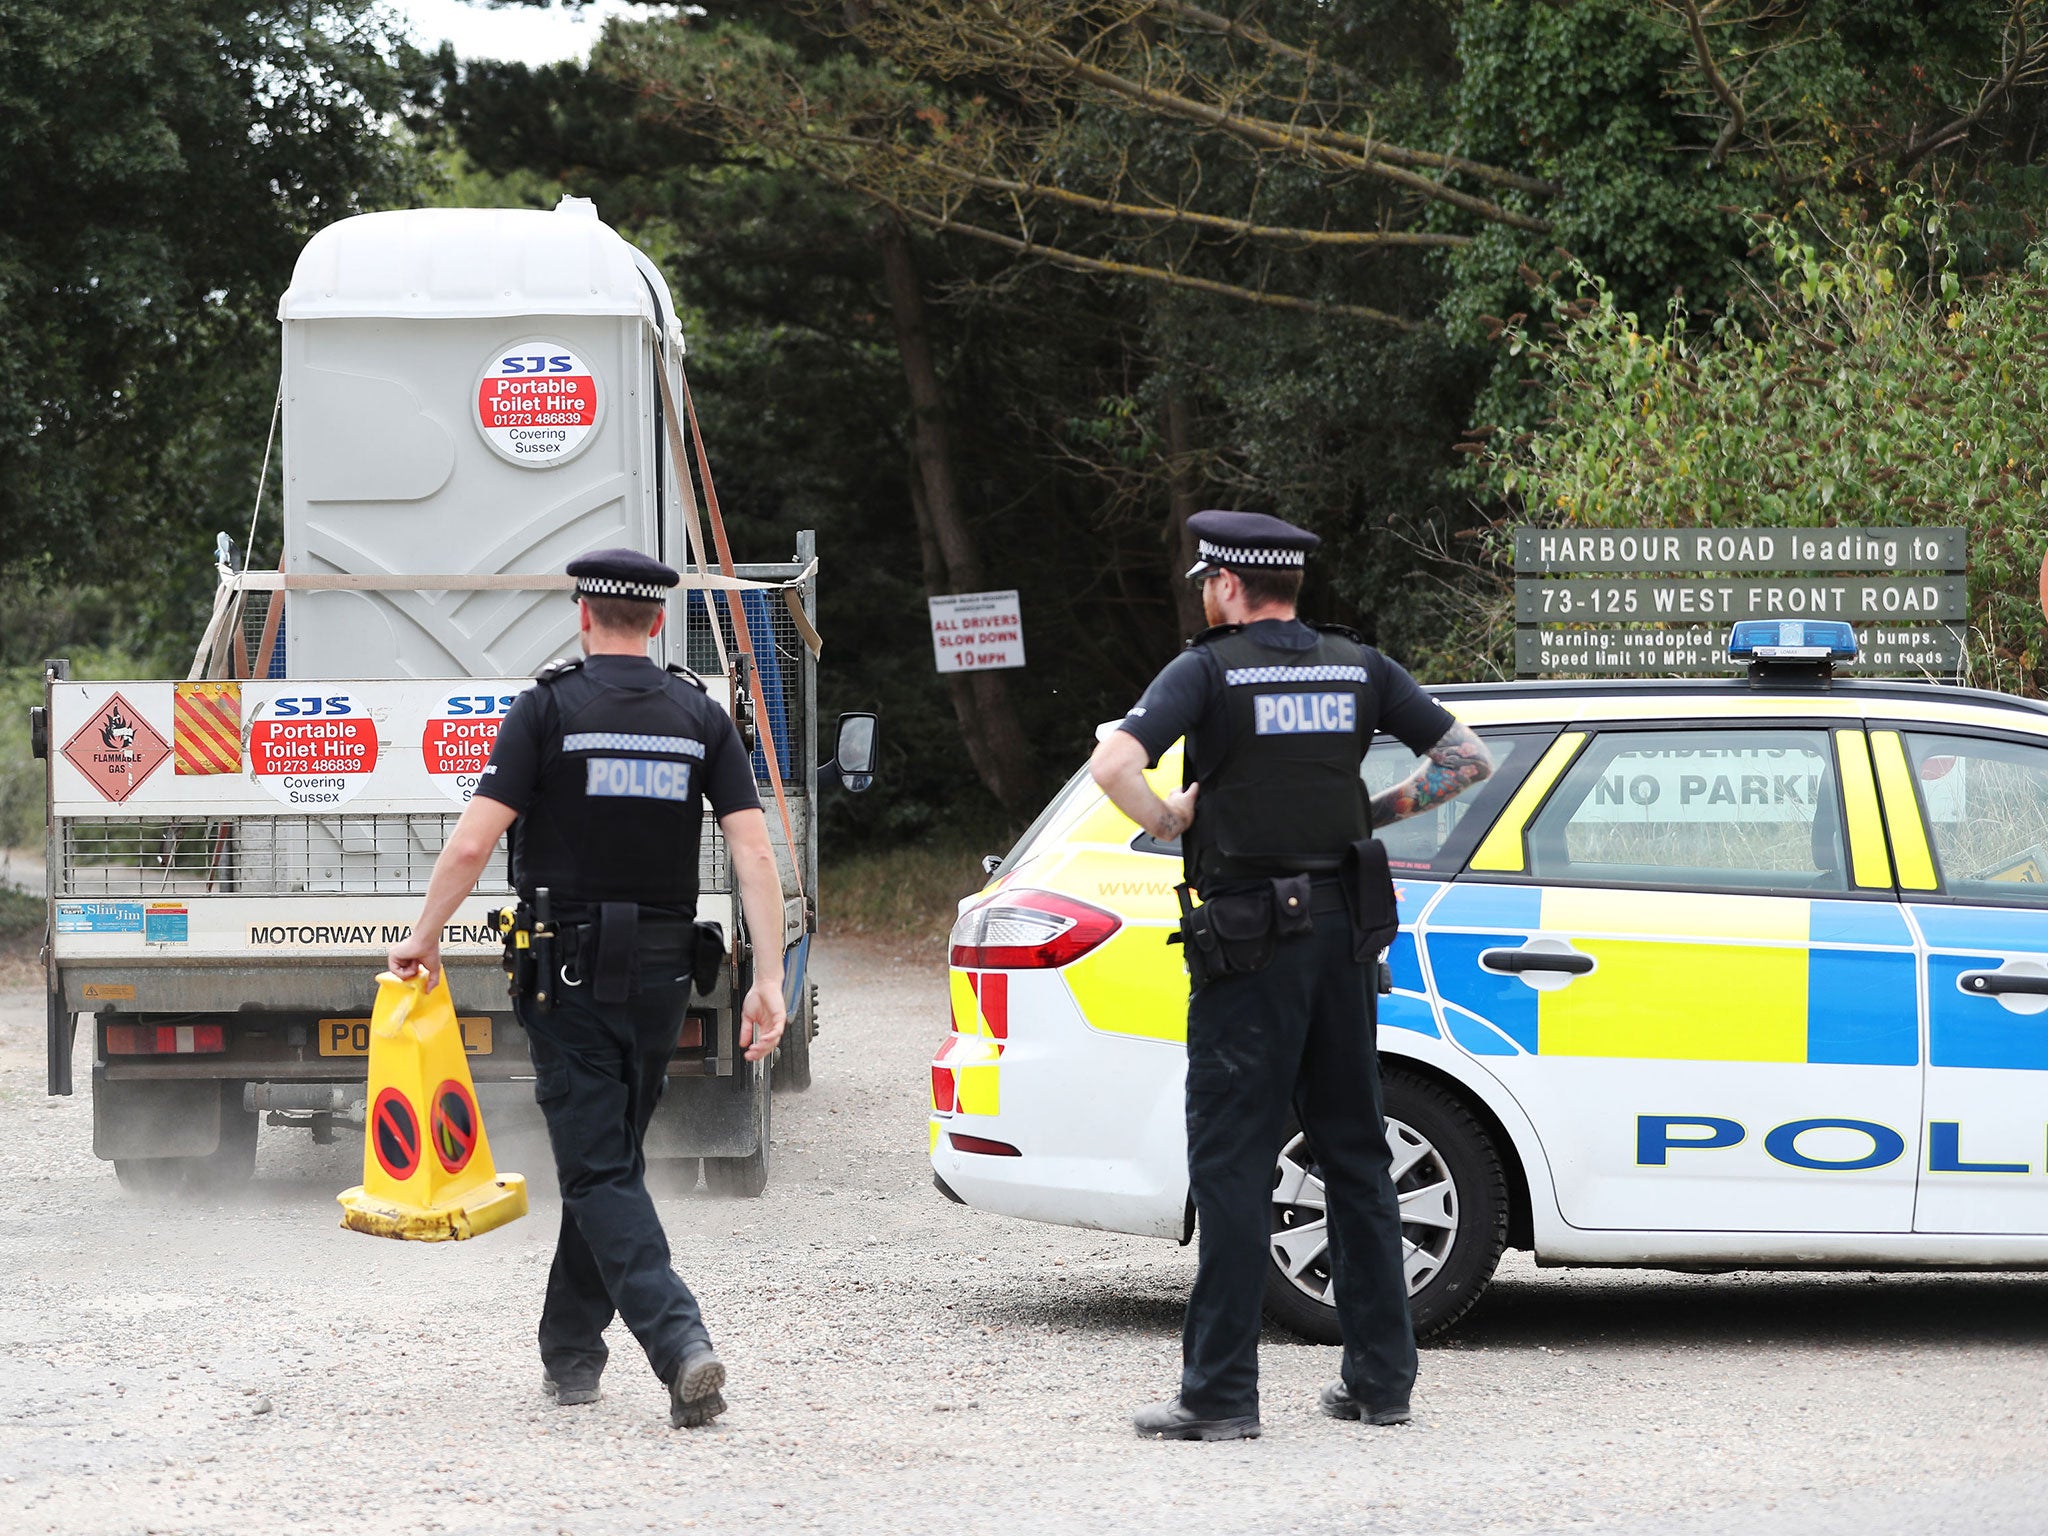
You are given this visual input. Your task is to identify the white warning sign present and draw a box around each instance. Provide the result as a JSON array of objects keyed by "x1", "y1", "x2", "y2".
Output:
[
  {"x1": 929, "y1": 590, "x2": 1026, "y2": 673},
  {"x1": 474, "y1": 341, "x2": 601, "y2": 468}
]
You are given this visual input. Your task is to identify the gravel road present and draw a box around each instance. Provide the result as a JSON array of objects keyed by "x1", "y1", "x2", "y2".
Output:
[{"x1": 3, "y1": 935, "x2": 2046, "y2": 1536}]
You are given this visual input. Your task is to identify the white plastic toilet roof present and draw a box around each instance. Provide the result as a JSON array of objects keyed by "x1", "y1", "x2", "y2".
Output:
[{"x1": 279, "y1": 205, "x2": 662, "y2": 323}]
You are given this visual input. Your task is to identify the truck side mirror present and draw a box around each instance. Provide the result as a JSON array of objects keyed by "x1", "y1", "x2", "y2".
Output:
[{"x1": 828, "y1": 712, "x2": 878, "y2": 793}]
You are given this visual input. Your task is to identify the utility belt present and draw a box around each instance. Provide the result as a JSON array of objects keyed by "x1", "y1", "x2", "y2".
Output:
[
  {"x1": 1174, "y1": 838, "x2": 1399, "y2": 995},
  {"x1": 488, "y1": 887, "x2": 726, "y2": 1011}
]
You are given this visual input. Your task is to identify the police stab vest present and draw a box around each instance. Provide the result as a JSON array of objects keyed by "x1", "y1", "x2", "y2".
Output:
[
  {"x1": 511, "y1": 659, "x2": 713, "y2": 912},
  {"x1": 1181, "y1": 626, "x2": 1376, "y2": 890}
]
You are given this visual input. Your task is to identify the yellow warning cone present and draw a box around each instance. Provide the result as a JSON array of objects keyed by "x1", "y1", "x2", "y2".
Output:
[{"x1": 338, "y1": 971, "x2": 528, "y2": 1241}]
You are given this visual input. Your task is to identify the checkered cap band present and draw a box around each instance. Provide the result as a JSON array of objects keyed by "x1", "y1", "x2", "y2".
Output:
[
  {"x1": 575, "y1": 577, "x2": 667, "y2": 602},
  {"x1": 1198, "y1": 538, "x2": 1306, "y2": 569}
]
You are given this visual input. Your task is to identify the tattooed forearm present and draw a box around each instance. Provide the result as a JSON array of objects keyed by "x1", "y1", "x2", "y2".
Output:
[{"x1": 1369, "y1": 722, "x2": 1493, "y2": 828}]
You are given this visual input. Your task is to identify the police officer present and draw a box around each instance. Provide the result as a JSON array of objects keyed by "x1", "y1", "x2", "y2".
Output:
[
  {"x1": 388, "y1": 548, "x2": 787, "y2": 1431},
  {"x1": 1090, "y1": 511, "x2": 1492, "y2": 1440}
]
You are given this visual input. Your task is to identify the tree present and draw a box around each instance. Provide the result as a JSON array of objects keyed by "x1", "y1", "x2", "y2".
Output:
[{"x1": 0, "y1": 0, "x2": 430, "y2": 602}]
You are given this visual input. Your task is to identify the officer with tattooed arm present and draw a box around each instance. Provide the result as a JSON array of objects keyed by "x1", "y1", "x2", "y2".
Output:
[
  {"x1": 388, "y1": 548, "x2": 786, "y2": 1431},
  {"x1": 1090, "y1": 510, "x2": 1492, "y2": 1441}
]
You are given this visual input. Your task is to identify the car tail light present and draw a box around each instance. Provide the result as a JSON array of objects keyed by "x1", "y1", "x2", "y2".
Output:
[
  {"x1": 105, "y1": 1023, "x2": 225, "y2": 1056},
  {"x1": 948, "y1": 1133, "x2": 1021, "y2": 1157},
  {"x1": 930, "y1": 1064, "x2": 957, "y2": 1114},
  {"x1": 949, "y1": 890, "x2": 1121, "y2": 969}
]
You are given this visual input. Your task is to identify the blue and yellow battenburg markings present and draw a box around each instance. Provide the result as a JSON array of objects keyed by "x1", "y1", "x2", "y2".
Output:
[
  {"x1": 1913, "y1": 905, "x2": 2048, "y2": 1072},
  {"x1": 1425, "y1": 884, "x2": 1918, "y2": 1065}
]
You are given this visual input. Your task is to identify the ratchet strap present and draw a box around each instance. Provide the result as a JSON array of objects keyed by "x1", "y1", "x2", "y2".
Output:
[{"x1": 655, "y1": 359, "x2": 807, "y2": 906}]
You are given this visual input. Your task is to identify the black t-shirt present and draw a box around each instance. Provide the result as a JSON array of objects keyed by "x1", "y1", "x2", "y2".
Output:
[
  {"x1": 1116, "y1": 618, "x2": 1454, "y2": 777},
  {"x1": 474, "y1": 654, "x2": 762, "y2": 819}
]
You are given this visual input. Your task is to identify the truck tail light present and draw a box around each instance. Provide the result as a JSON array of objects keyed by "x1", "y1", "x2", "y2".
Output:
[
  {"x1": 105, "y1": 1024, "x2": 225, "y2": 1056},
  {"x1": 948, "y1": 1133, "x2": 1021, "y2": 1157},
  {"x1": 949, "y1": 890, "x2": 1121, "y2": 969}
]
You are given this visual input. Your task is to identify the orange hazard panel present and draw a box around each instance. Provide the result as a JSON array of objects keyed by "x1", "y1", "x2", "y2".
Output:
[{"x1": 173, "y1": 682, "x2": 243, "y2": 775}]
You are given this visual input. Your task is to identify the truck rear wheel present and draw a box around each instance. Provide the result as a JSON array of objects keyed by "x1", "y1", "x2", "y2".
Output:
[
  {"x1": 186, "y1": 1083, "x2": 259, "y2": 1191},
  {"x1": 772, "y1": 982, "x2": 818, "y2": 1093},
  {"x1": 703, "y1": 1078, "x2": 770, "y2": 1198},
  {"x1": 114, "y1": 1158, "x2": 191, "y2": 1194},
  {"x1": 109, "y1": 1083, "x2": 258, "y2": 1196}
]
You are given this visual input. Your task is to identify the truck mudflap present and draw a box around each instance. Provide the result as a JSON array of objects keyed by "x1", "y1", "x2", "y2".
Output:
[{"x1": 645, "y1": 1069, "x2": 767, "y2": 1161}]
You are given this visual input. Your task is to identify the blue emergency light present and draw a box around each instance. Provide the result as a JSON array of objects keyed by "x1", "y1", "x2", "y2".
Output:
[{"x1": 1726, "y1": 619, "x2": 1858, "y2": 664}]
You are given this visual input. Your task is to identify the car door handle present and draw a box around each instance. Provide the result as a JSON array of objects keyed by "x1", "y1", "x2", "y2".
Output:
[
  {"x1": 1958, "y1": 970, "x2": 2048, "y2": 997},
  {"x1": 1480, "y1": 947, "x2": 1595, "y2": 975}
]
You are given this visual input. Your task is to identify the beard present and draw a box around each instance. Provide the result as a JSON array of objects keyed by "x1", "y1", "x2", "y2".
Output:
[{"x1": 1202, "y1": 577, "x2": 1225, "y2": 628}]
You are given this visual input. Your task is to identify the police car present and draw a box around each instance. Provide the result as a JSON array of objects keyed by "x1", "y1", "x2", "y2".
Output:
[{"x1": 928, "y1": 622, "x2": 2048, "y2": 1341}]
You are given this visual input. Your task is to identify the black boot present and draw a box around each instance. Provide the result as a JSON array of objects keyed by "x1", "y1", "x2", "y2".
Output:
[
  {"x1": 1132, "y1": 1398, "x2": 1260, "y2": 1441},
  {"x1": 668, "y1": 1345, "x2": 728, "y2": 1429}
]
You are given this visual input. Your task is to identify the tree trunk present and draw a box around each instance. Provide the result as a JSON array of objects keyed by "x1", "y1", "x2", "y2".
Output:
[
  {"x1": 879, "y1": 218, "x2": 1039, "y2": 812},
  {"x1": 1164, "y1": 386, "x2": 1207, "y2": 640}
]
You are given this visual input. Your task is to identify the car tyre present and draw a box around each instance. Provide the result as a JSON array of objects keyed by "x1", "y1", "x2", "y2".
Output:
[{"x1": 1262, "y1": 1068, "x2": 1509, "y2": 1345}]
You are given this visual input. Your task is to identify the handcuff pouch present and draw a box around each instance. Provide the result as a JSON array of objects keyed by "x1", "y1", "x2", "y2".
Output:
[
  {"x1": 690, "y1": 921, "x2": 727, "y2": 998},
  {"x1": 590, "y1": 901, "x2": 640, "y2": 1005},
  {"x1": 1342, "y1": 837, "x2": 1401, "y2": 963}
]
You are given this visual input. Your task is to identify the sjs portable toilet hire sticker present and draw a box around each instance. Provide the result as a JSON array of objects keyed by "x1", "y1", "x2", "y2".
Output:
[
  {"x1": 249, "y1": 692, "x2": 379, "y2": 807},
  {"x1": 473, "y1": 340, "x2": 602, "y2": 468},
  {"x1": 420, "y1": 689, "x2": 521, "y2": 804}
]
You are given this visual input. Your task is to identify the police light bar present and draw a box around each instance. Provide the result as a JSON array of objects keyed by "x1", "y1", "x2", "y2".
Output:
[{"x1": 1726, "y1": 620, "x2": 1857, "y2": 664}]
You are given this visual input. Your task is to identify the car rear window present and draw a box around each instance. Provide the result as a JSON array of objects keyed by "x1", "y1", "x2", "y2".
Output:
[{"x1": 990, "y1": 762, "x2": 1100, "y2": 881}]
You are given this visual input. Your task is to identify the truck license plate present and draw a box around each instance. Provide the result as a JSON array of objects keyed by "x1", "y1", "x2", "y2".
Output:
[{"x1": 317, "y1": 1018, "x2": 493, "y2": 1056}]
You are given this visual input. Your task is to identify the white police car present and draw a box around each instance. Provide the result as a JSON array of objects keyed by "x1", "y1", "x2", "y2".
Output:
[{"x1": 928, "y1": 622, "x2": 2048, "y2": 1340}]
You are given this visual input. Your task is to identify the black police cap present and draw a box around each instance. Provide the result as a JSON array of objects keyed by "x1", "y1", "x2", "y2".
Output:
[
  {"x1": 1185, "y1": 510, "x2": 1320, "y2": 579},
  {"x1": 566, "y1": 547, "x2": 680, "y2": 603}
]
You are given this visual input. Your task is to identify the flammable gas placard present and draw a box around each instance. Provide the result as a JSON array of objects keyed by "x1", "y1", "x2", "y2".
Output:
[
  {"x1": 60, "y1": 692, "x2": 171, "y2": 804},
  {"x1": 248, "y1": 692, "x2": 380, "y2": 808}
]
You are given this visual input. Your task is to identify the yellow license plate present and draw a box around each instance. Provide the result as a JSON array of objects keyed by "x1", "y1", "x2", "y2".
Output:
[{"x1": 316, "y1": 1017, "x2": 493, "y2": 1057}]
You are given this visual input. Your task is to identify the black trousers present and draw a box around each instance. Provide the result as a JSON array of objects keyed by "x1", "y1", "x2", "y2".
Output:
[
  {"x1": 517, "y1": 975, "x2": 707, "y2": 1386},
  {"x1": 1180, "y1": 907, "x2": 1417, "y2": 1418}
]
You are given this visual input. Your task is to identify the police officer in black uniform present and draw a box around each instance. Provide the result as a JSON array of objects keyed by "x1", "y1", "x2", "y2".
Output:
[
  {"x1": 1091, "y1": 511, "x2": 1492, "y2": 1441},
  {"x1": 388, "y1": 548, "x2": 787, "y2": 1431}
]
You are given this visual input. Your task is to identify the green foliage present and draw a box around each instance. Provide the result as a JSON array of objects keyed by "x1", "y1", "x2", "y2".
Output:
[
  {"x1": 819, "y1": 823, "x2": 1014, "y2": 942},
  {"x1": 0, "y1": 0, "x2": 433, "y2": 599},
  {"x1": 1477, "y1": 194, "x2": 2048, "y2": 692},
  {"x1": 0, "y1": 884, "x2": 40, "y2": 938}
]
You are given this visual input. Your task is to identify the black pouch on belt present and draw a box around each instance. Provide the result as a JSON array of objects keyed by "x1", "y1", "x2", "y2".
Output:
[
  {"x1": 590, "y1": 901, "x2": 641, "y2": 1005},
  {"x1": 1205, "y1": 884, "x2": 1278, "y2": 977},
  {"x1": 1271, "y1": 873, "x2": 1314, "y2": 939},
  {"x1": 1341, "y1": 837, "x2": 1400, "y2": 963},
  {"x1": 690, "y1": 921, "x2": 726, "y2": 997}
]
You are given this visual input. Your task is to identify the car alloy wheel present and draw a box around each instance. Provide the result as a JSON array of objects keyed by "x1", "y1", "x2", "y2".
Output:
[
  {"x1": 1262, "y1": 1071, "x2": 1510, "y2": 1344},
  {"x1": 1270, "y1": 1117, "x2": 1459, "y2": 1307}
]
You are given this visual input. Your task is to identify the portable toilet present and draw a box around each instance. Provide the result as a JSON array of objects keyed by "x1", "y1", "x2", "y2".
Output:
[{"x1": 275, "y1": 198, "x2": 685, "y2": 679}]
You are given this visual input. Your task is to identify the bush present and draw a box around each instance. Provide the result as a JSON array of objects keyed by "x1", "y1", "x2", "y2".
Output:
[{"x1": 1475, "y1": 195, "x2": 2048, "y2": 693}]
